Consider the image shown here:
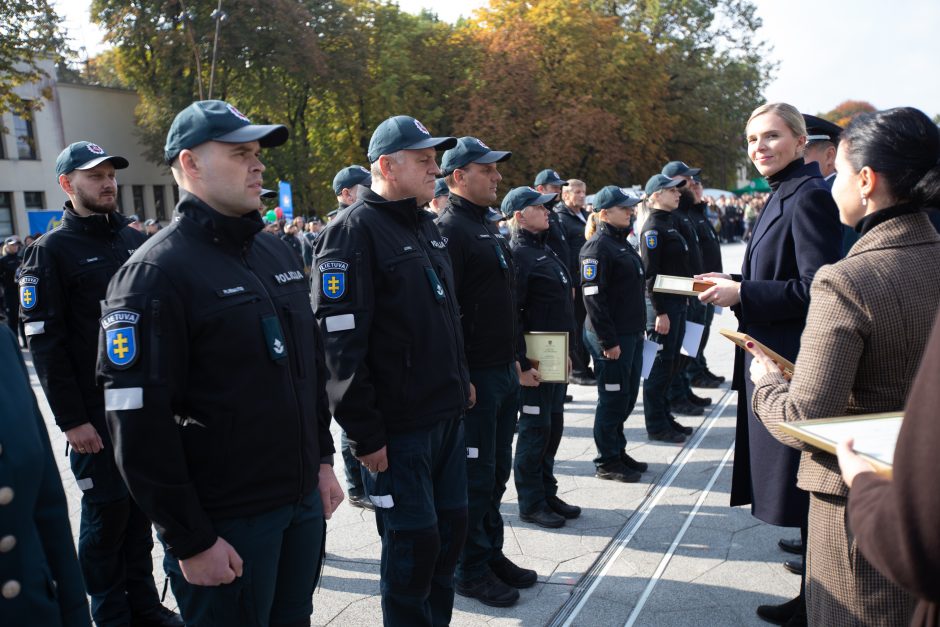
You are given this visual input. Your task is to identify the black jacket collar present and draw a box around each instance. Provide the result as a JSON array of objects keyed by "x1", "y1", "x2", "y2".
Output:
[
  {"x1": 360, "y1": 188, "x2": 425, "y2": 228},
  {"x1": 447, "y1": 193, "x2": 490, "y2": 221},
  {"x1": 598, "y1": 220, "x2": 630, "y2": 241},
  {"x1": 513, "y1": 227, "x2": 548, "y2": 248},
  {"x1": 176, "y1": 191, "x2": 263, "y2": 250},
  {"x1": 60, "y1": 201, "x2": 129, "y2": 237}
]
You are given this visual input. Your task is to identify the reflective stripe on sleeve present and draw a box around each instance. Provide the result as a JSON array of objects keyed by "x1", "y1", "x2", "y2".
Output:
[{"x1": 104, "y1": 387, "x2": 144, "y2": 411}]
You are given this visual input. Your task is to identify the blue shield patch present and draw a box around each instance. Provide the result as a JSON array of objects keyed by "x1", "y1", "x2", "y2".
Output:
[
  {"x1": 319, "y1": 260, "x2": 349, "y2": 301},
  {"x1": 20, "y1": 285, "x2": 37, "y2": 310},
  {"x1": 106, "y1": 326, "x2": 137, "y2": 368},
  {"x1": 581, "y1": 258, "x2": 598, "y2": 281},
  {"x1": 645, "y1": 230, "x2": 658, "y2": 249}
]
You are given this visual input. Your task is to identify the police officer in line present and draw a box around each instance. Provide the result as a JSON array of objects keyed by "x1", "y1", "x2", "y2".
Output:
[
  {"x1": 660, "y1": 161, "x2": 710, "y2": 417},
  {"x1": 579, "y1": 186, "x2": 650, "y2": 483},
  {"x1": 98, "y1": 100, "x2": 343, "y2": 626},
  {"x1": 314, "y1": 115, "x2": 470, "y2": 626},
  {"x1": 435, "y1": 137, "x2": 537, "y2": 608},
  {"x1": 503, "y1": 186, "x2": 581, "y2": 530},
  {"x1": 802, "y1": 114, "x2": 858, "y2": 255},
  {"x1": 533, "y1": 169, "x2": 571, "y2": 281},
  {"x1": 19, "y1": 141, "x2": 180, "y2": 627},
  {"x1": 333, "y1": 164, "x2": 372, "y2": 213},
  {"x1": 685, "y1": 174, "x2": 726, "y2": 388},
  {"x1": 428, "y1": 178, "x2": 450, "y2": 214},
  {"x1": 640, "y1": 174, "x2": 693, "y2": 443},
  {"x1": 554, "y1": 179, "x2": 596, "y2": 386}
]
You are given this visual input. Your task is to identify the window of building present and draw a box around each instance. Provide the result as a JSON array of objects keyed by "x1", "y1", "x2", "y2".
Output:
[
  {"x1": 13, "y1": 106, "x2": 37, "y2": 160},
  {"x1": 153, "y1": 185, "x2": 166, "y2": 221},
  {"x1": 0, "y1": 193, "x2": 13, "y2": 238},
  {"x1": 132, "y1": 185, "x2": 144, "y2": 216},
  {"x1": 24, "y1": 191, "x2": 45, "y2": 210}
]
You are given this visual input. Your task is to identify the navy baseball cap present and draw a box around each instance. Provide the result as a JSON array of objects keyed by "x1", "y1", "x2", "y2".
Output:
[
  {"x1": 55, "y1": 141, "x2": 129, "y2": 177},
  {"x1": 533, "y1": 169, "x2": 568, "y2": 187},
  {"x1": 592, "y1": 185, "x2": 642, "y2": 211},
  {"x1": 434, "y1": 178, "x2": 449, "y2": 199},
  {"x1": 260, "y1": 188, "x2": 278, "y2": 199},
  {"x1": 662, "y1": 161, "x2": 701, "y2": 178},
  {"x1": 367, "y1": 115, "x2": 456, "y2": 163},
  {"x1": 645, "y1": 174, "x2": 686, "y2": 196},
  {"x1": 332, "y1": 165, "x2": 372, "y2": 195},
  {"x1": 440, "y1": 137, "x2": 511, "y2": 176},
  {"x1": 803, "y1": 114, "x2": 843, "y2": 145},
  {"x1": 500, "y1": 187, "x2": 557, "y2": 218},
  {"x1": 164, "y1": 100, "x2": 289, "y2": 164}
]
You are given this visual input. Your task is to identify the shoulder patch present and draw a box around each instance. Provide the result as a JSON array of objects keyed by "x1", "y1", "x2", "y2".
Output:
[
  {"x1": 319, "y1": 260, "x2": 348, "y2": 300},
  {"x1": 581, "y1": 258, "x2": 598, "y2": 281},
  {"x1": 19, "y1": 275, "x2": 39, "y2": 311},
  {"x1": 101, "y1": 310, "x2": 140, "y2": 369},
  {"x1": 644, "y1": 230, "x2": 658, "y2": 249}
]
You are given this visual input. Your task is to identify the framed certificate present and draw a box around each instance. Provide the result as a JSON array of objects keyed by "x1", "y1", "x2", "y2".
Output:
[
  {"x1": 524, "y1": 332, "x2": 569, "y2": 383},
  {"x1": 653, "y1": 274, "x2": 716, "y2": 296},
  {"x1": 776, "y1": 413, "x2": 901, "y2": 477},
  {"x1": 719, "y1": 329, "x2": 795, "y2": 380}
]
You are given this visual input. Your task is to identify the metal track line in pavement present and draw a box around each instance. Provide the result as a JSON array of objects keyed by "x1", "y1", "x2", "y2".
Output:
[
  {"x1": 623, "y1": 439, "x2": 736, "y2": 627},
  {"x1": 550, "y1": 389, "x2": 736, "y2": 627}
]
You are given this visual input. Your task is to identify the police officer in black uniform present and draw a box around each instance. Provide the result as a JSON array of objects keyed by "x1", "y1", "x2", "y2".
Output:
[
  {"x1": 503, "y1": 186, "x2": 581, "y2": 529},
  {"x1": 435, "y1": 137, "x2": 537, "y2": 608},
  {"x1": 533, "y1": 169, "x2": 571, "y2": 281},
  {"x1": 98, "y1": 100, "x2": 342, "y2": 627},
  {"x1": 580, "y1": 186, "x2": 650, "y2": 483},
  {"x1": 19, "y1": 141, "x2": 180, "y2": 627},
  {"x1": 640, "y1": 174, "x2": 692, "y2": 443},
  {"x1": 314, "y1": 115, "x2": 470, "y2": 626}
]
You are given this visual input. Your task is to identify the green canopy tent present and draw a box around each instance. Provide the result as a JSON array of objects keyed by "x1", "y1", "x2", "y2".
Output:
[{"x1": 733, "y1": 177, "x2": 771, "y2": 195}]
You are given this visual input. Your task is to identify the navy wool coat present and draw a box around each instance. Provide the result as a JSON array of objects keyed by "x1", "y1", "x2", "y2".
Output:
[{"x1": 729, "y1": 160, "x2": 842, "y2": 526}]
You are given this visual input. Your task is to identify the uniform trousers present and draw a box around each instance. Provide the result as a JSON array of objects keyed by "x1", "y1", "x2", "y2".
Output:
[
  {"x1": 363, "y1": 416, "x2": 468, "y2": 627},
  {"x1": 455, "y1": 363, "x2": 519, "y2": 583},
  {"x1": 643, "y1": 308, "x2": 687, "y2": 434},
  {"x1": 340, "y1": 430, "x2": 364, "y2": 498},
  {"x1": 583, "y1": 329, "x2": 643, "y2": 466},
  {"x1": 514, "y1": 383, "x2": 566, "y2": 514},
  {"x1": 668, "y1": 299, "x2": 705, "y2": 402}
]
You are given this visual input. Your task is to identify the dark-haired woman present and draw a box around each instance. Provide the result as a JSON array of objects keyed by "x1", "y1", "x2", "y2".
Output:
[
  {"x1": 697, "y1": 102, "x2": 843, "y2": 623},
  {"x1": 747, "y1": 106, "x2": 940, "y2": 625}
]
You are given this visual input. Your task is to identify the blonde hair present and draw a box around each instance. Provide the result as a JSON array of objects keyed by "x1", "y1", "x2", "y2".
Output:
[
  {"x1": 584, "y1": 212, "x2": 598, "y2": 239},
  {"x1": 747, "y1": 102, "x2": 807, "y2": 138}
]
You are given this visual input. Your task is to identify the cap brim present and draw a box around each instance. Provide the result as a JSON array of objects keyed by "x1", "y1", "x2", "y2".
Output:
[
  {"x1": 529, "y1": 192, "x2": 558, "y2": 207},
  {"x1": 260, "y1": 188, "x2": 278, "y2": 199},
  {"x1": 75, "y1": 155, "x2": 130, "y2": 171},
  {"x1": 486, "y1": 208, "x2": 503, "y2": 222},
  {"x1": 664, "y1": 178, "x2": 686, "y2": 189},
  {"x1": 405, "y1": 136, "x2": 458, "y2": 152},
  {"x1": 475, "y1": 150, "x2": 512, "y2": 165},
  {"x1": 216, "y1": 124, "x2": 289, "y2": 148}
]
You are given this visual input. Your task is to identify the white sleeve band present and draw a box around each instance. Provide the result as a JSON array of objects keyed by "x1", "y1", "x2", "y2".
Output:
[
  {"x1": 76, "y1": 478, "x2": 94, "y2": 491},
  {"x1": 604, "y1": 383, "x2": 622, "y2": 391},
  {"x1": 24, "y1": 321, "x2": 45, "y2": 335},
  {"x1": 369, "y1": 494, "x2": 395, "y2": 508},
  {"x1": 325, "y1": 314, "x2": 355, "y2": 332},
  {"x1": 104, "y1": 387, "x2": 144, "y2": 411},
  {"x1": 583, "y1": 285, "x2": 599, "y2": 296},
  {"x1": 522, "y1": 405, "x2": 541, "y2": 415}
]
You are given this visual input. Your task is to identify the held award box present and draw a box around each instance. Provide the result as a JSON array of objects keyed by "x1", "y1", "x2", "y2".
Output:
[
  {"x1": 652, "y1": 274, "x2": 716, "y2": 297},
  {"x1": 775, "y1": 413, "x2": 900, "y2": 478},
  {"x1": 719, "y1": 329, "x2": 795, "y2": 381},
  {"x1": 523, "y1": 332, "x2": 569, "y2": 383}
]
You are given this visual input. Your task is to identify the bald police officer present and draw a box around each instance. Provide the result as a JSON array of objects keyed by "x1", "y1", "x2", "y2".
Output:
[
  {"x1": 314, "y1": 116, "x2": 470, "y2": 626},
  {"x1": 98, "y1": 100, "x2": 342, "y2": 626}
]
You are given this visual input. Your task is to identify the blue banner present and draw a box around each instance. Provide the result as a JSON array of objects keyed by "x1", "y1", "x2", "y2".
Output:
[
  {"x1": 278, "y1": 181, "x2": 293, "y2": 220},
  {"x1": 27, "y1": 210, "x2": 64, "y2": 235}
]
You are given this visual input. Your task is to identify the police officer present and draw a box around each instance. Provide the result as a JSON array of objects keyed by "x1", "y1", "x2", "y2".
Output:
[
  {"x1": 533, "y1": 169, "x2": 571, "y2": 276},
  {"x1": 803, "y1": 113, "x2": 857, "y2": 255},
  {"x1": 98, "y1": 100, "x2": 342, "y2": 626},
  {"x1": 333, "y1": 164, "x2": 372, "y2": 213},
  {"x1": 314, "y1": 115, "x2": 470, "y2": 626},
  {"x1": 503, "y1": 186, "x2": 580, "y2": 529},
  {"x1": 18, "y1": 141, "x2": 180, "y2": 627},
  {"x1": 435, "y1": 137, "x2": 536, "y2": 608},
  {"x1": 640, "y1": 174, "x2": 692, "y2": 443},
  {"x1": 428, "y1": 178, "x2": 450, "y2": 214},
  {"x1": 0, "y1": 236, "x2": 22, "y2": 338},
  {"x1": 580, "y1": 186, "x2": 650, "y2": 483}
]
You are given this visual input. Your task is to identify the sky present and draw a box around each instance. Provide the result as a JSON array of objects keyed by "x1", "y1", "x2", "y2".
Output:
[{"x1": 56, "y1": 0, "x2": 940, "y2": 117}]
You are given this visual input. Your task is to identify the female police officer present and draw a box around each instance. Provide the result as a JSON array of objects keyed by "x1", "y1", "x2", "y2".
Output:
[
  {"x1": 580, "y1": 186, "x2": 649, "y2": 483},
  {"x1": 502, "y1": 186, "x2": 580, "y2": 529}
]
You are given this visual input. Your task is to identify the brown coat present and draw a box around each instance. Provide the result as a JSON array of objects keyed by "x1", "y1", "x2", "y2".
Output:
[
  {"x1": 850, "y1": 307, "x2": 940, "y2": 627},
  {"x1": 752, "y1": 211, "x2": 940, "y2": 626}
]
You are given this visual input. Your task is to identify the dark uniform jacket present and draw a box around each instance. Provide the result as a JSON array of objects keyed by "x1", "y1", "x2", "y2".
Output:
[
  {"x1": 672, "y1": 192, "x2": 704, "y2": 275},
  {"x1": 435, "y1": 194, "x2": 517, "y2": 369},
  {"x1": 510, "y1": 228, "x2": 575, "y2": 370},
  {"x1": 98, "y1": 193, "x2": 334, "y2": 560},
  {"x1": 544, "y1": 198, "x2": 569, "y2": 264},
  {"x1": 580, "y1": 221, "x2": 646, "y2": 349},
  {"x1": 554, "y1": 201, "x2": 588, "y2": 279},
  {"x1": 313, "y1": 189, "x2": 470, "y2": 458},
  {"x1": 689, "y1": 201, "x2": 722, "y2": 273},
  {"x1": 0, "y1": 325, "x2": 90, "y2": 627},
  {"x1": 0, "y1": 252, "x2": 20, "y2": 310},
  {"x1": 19, "y1": 205, "x2": 146, "y2": 433},
  {"x1": 639, "y1": 209, "x2": 691, "y2": 315}
]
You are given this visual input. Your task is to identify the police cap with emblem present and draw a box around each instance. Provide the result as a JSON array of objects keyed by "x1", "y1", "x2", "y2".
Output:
[
  {"x1": 592, "y1": 185, "x2": 642, "y2": 211},
  {"x1": 533, "y1": 169, "x2": 568, "y2": 187},
  {"x1": 434, "y1": 178, "x2": 449, "y2": 199},
  {"x1": 645, "y1": 174, "x2": 686, "y2": 196},
  {"x1": 440, "y1": 136, "x2": 511, "y2": 176},
  {"x1": 661, "y1": 161, "x2": 701, "y2": 178},
  {"x1": 803, "y1": 114, "x2": 843, "y2": 146},
  {"x1": 164, "y1": 100, "x2": 289, "y2": 164},
  {"x1": 367, "y1": 115, "x2": 456, "y2": 163},
  {"x1": 55, "y1": 141, "x2": 129, "y2": 177},
  {"x1": 332, "y1": 165, "x2": 372, "y2": 196},
  {"x1": 500, "y1": 186, "x2": 557, "y2": 218}
]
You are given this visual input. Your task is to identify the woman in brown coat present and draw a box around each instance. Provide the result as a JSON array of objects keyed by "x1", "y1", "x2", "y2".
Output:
[{"x1": 747, "y1": 106, "x2": 940, "y2": 626}]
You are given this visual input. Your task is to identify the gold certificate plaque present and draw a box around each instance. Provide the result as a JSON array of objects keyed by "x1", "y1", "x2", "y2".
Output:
[
  {"x1": 524, "y1": 332, "x2": 569, "y2": 383},
  {"x1": 719, "y1": 329, "x2": 795, "y2": 380},
  {"x1": 653, "y1": 274, "x2": 716, "y2": 296},
  {"x1": 776, "y1": 413, "x2": 901, "y2": 478}
]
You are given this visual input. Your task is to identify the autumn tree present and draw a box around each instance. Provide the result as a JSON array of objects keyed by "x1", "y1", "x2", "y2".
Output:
[{"x1": 820, "y1": 99, "x2": 876, "y2": 128}]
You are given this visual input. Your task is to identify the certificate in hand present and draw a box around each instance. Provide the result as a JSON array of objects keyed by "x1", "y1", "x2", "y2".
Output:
[
  {"x1": 653, "y1": 274, "x2": 716, "y2": 296},
  {"x1": 776, "y1": 413, "x2": 901, "y2": 477},
  {"x1": 719, "y1": 329, "x2": 795, "y2": 380},
  {"x1": 524, "y1": 332, "x2": 569, "y2": 383}
]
